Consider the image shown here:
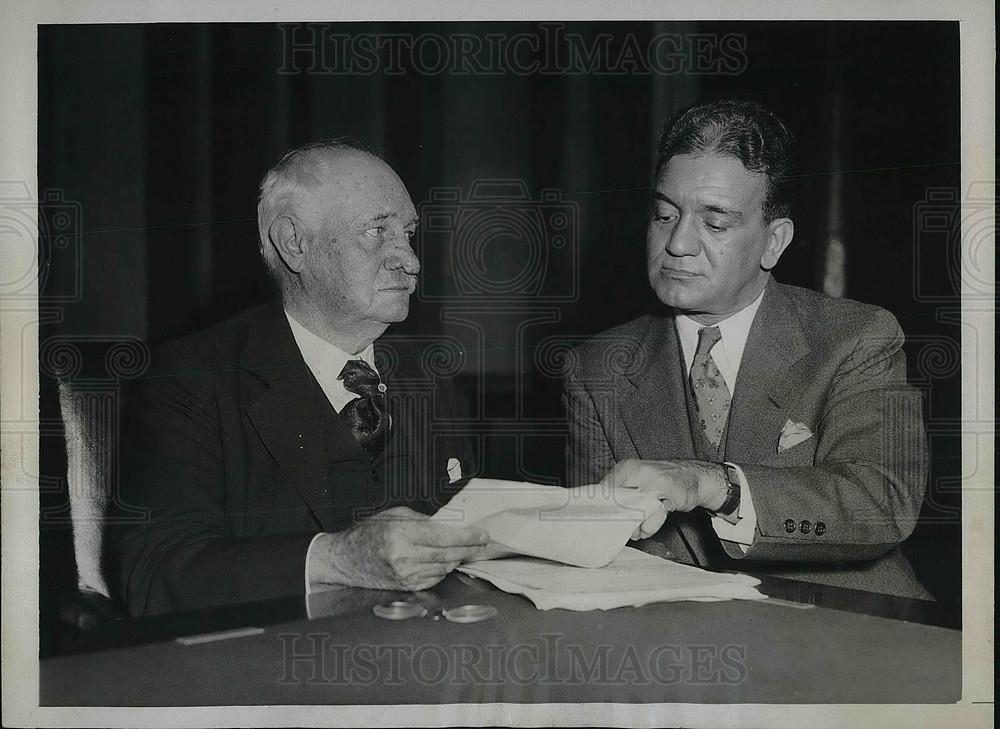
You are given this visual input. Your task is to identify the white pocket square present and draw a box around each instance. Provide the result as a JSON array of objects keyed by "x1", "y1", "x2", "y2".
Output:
[
  {"x1": 778, "y1": 419, "x2": 812, "y2": 453},
  {"x1": 446, "y1": 457, "x2": 463, "y2": 483}
]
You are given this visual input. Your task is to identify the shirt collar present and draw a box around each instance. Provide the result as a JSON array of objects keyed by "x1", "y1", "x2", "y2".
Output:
[
  {"x1": 285, "y1": 311, "x2": 374, "y2": 365},
  {"x1": 673, "y1": 287, "x2": 767, "y2": 389},
  {"x1": 283, "y1": 311, "x2": 376, "y2": 411}
]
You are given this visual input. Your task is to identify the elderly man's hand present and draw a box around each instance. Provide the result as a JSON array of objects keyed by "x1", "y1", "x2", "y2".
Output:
[
  {"x1": 307, "y1": 506, "x2": 489, "y2": 591},
  {"x1": 601, "y1": 459, "x2": 729, "y2": 539}
]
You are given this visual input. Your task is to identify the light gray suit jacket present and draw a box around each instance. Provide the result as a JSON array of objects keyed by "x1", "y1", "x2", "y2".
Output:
[{"x1": 564, "y1": 278, "x2": 930, "y2": 599}]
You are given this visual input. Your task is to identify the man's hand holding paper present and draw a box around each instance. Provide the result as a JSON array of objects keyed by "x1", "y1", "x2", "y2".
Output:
[
  {"x1": 308, "y1": 506, "x2": 489, "y2": 592},
  {"x1": 431, "y1": 478, "x2": 666, "y2": 568},
  {"x1": 603, "y1": 458, "x2": 730, "y2": 516}
]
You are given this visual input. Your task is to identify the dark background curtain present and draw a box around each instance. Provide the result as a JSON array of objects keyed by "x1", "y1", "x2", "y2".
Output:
[{"x1": 38, "y1": 21, "x2": 962, "y2": 623}]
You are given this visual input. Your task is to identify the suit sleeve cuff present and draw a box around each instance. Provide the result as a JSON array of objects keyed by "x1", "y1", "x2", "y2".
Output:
[
  {"x1": 710, "y1": 462, "x2": 757, "y2": 552},
  {"x1": 304, "y1": 532, "x2": 325, "y2": 597}
]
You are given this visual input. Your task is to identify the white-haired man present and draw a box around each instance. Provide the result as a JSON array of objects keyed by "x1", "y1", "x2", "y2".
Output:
[{"x1": 114, "y1": 141, "x2": 488, "y2": 616}]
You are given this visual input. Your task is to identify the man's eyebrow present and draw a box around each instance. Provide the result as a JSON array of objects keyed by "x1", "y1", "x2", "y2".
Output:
[
  {"x1": 653, "y1": 192, "x2": 744, "y2": 221},
  {"x1": 365, "y1": 213, "x2": 420, "y2": 227},
  {"x1": 700, "y1": 204, "x2": 744, "y2": 221}
]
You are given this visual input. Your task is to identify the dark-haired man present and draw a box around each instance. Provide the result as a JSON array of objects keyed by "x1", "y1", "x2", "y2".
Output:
[
  {"x1": 565, "y1": 100, "x2": 929, "y2": 598},
  {"x1": 114, "y1": 142, "x2": 489, "y2": 615}
]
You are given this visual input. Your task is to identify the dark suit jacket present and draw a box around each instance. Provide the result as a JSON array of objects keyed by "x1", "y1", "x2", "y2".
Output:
[
  {"x1": 111, "y1": 304, "x2": 474, "y2": 616},
  {"x1": 564, "y1": 278, "x2": 930, "y2": 598}
]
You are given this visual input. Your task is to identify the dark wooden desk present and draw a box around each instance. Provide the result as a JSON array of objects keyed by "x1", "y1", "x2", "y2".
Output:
[{"x1": 40, "y1": 574, "x2": 960, "y2": 705}]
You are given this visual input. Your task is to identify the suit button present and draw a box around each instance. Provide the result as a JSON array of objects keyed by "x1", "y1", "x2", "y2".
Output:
[
  {"x1": 814, "y1": 521, "x2": 826, "y2": 536},
  {"x1": 370, "y1": 470, "x2": 380, "y2": 481},
  {"x1": 799, "y1": 520, "x2": 811, "y2": 534},
  {"x1": 784, "y1": 519, "x2": 796, "y2": 533}
]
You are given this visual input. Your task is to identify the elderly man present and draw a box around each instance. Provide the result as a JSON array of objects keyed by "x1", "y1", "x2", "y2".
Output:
[
  {"x1": 113, "y1": 141, "x2": 487, "y2": 616},
  {"x1": 565, "y1": 100, "x2": 929, "y2": 598}
]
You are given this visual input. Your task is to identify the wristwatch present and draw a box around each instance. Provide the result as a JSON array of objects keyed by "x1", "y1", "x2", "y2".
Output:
[{"x1": 715, "y1": 463, "x2": 741, "y2": 516}]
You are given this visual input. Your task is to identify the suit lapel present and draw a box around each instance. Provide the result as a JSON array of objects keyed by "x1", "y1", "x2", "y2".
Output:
[
  {"x1": 623, "y1": 282, "x2": 810, "y2": 567},
  {"x1": 621, "y1": 317, "x2": 696, "y2": 460},
  {"x1": 619, "y1": 316, "x2": 706, "y2": 565},
  {"x1": 725, "y1": 279, "x2": 810, "y2": 463},
  {"x1": 242, "y1": 305, "x2": 361, "y2": 530}
]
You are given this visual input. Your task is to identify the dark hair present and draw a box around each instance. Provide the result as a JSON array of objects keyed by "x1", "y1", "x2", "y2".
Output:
[{"x1": 654, "y1": 99, "x2": 795, "y2": 223}]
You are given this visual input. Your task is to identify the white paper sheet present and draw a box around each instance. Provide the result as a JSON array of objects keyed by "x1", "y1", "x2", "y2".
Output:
[
  {"x1": 431, "y1": 478, "x2": 660, "y2": 568},
  {"x1": 460, "y1": 547, "x2": 766, "y2": 610}
]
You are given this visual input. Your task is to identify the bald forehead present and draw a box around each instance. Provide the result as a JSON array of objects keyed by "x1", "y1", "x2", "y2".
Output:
[
  {"x1": 288, "y1": 148, "x2": 387, "y2": 194},
  {"x1": 292, "y1": 149, "x2": 413, "y2": 225}
]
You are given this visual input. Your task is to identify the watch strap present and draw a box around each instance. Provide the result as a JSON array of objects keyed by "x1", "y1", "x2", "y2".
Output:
[{"x1": 715, "y1": 463, "x2": 741, "y2": 516}]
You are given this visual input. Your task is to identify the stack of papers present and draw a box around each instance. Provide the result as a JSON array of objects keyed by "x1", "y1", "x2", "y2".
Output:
[
  {"x1": 433, "y1": 478, "x2": 764, "y2": 609},
  {"x1": 431, "y1": 478, "x2": 660, "y2": 568},
  {"x1": 460, "y1": 547, "x2": 766, "y2": 610}
]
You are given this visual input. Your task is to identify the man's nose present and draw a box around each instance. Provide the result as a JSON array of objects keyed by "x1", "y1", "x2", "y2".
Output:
[
  {"x1": 386, "y1": 239, "x2": 421, "y2": 275},
  {"x1": 665, "y1": 215, "x2": 701, "y2": 257}
]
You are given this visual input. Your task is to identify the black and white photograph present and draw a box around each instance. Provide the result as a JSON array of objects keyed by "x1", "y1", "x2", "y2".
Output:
[{"x1": 1, "y1": 1, "x2": 993, "y2": 727}]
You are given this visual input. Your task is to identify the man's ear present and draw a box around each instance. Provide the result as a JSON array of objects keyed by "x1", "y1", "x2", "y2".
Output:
[
  {"x1": 267, "y1": 215, "x2": 307, "y2": 274},
  {"x1": 760, "y1": 217, "x2": 794, "y2": 271}
]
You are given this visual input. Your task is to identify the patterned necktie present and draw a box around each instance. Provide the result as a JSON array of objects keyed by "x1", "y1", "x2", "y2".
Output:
[
  {"x1": 338, "y1": 359, "x2": 388, "y2": 458},
  {"x1": 690, "y1": 326, "x2": 732, "y2": 449}
]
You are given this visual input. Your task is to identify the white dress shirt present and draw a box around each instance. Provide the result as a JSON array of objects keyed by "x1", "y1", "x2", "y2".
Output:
[
  {"x1": 285, "y1": 312, "x2": 377, "y2": 413},
  {"x1": 284, "y1": 311, "x2": 378, "y2": 595},
  {"x1": 673, "y1": 288, "x2": 766, "y2": 550}
]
